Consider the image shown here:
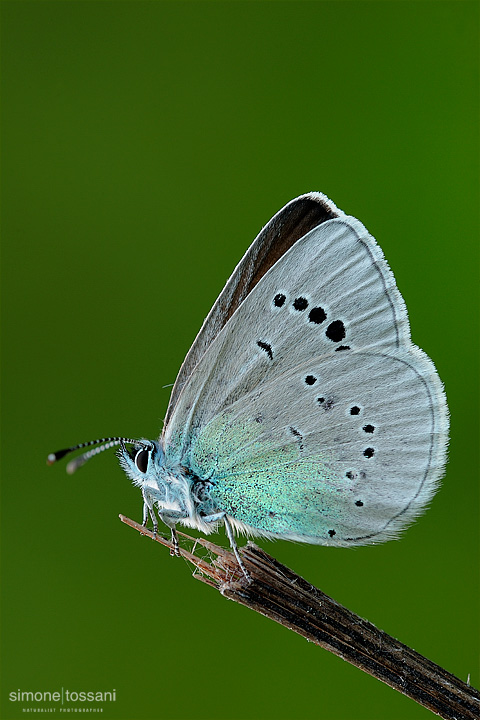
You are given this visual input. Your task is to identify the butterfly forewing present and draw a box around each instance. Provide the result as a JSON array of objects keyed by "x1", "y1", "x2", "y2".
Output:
[
  {"x1": 165, "y1": 193, "x2": 340, "y2": 424},
  {"x1": 164, "y1": 216, "x2": 410, "y2": 449}
]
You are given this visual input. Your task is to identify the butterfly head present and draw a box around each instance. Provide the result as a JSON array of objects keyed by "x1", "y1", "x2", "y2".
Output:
[{"x1": 116, "y1": 439, "x2": 163, "y2": 488}]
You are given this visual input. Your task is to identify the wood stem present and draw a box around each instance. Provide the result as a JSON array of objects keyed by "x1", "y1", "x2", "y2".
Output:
[{"x1": 119, "y1": 515, "x2": 479, "y2": 720}]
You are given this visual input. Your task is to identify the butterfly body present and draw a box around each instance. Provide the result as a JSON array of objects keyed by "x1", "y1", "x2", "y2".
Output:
[{"x1": 118, "y1": 440, "x2": 222, "y2": 535}]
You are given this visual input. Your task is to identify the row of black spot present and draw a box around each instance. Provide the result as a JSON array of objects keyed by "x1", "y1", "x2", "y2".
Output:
[
  {"x1": 346, "y1": 402, "x2": 372, "y2": 516},
  {"x1": 267, "y1": 293, "x2": 368, "y2": 538},
  {"x1": 303, "y1": 379, "x2": 376, "y2": 515},
  {"x1": 273, "y1": 293, "x2": 350, "y2": 349},
  {"x1": 303, "y1": 376, "x2": 376, "y2": 435}
]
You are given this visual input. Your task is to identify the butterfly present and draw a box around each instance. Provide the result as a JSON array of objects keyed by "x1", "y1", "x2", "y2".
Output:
[{"x1": 48, "y1": 193, "x2": 449, "y2": 578}]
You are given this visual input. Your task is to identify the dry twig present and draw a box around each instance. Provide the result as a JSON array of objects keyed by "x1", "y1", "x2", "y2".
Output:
[{"x1": 119, "y1": 514, "x2": 479, "y2": 720}]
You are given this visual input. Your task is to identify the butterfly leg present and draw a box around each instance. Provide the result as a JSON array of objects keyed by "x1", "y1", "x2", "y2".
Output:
[
  {"x1": 201, "y1": 512, "x2": 250, "y2": 580},
  {"x1": 159, "y1": 511, "x2": 187, "y2": 557},
  {"x1": 142, "y1": 491, "x2": 158, "y2": 539},
  {"x1": 223, "y1": 515, "x2": 251, "y2": 582},
  {"x1": 202, "y1": 512, "x2": 252, "y2": 582},
  {"x1": 170, "y1": 527, "x2": 180, "y2": 557}
]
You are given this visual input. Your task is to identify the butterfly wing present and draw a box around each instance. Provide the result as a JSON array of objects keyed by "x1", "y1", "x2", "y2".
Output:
[
  {"x1": 186, "y1": 348, "x2": 447, "y2": 545},
  {"x1": 163, "y1": 199, "x2": 448, "y2": 544},
  {"x1": 164, "y1": 193, "x2": 340, "y2": 424}
]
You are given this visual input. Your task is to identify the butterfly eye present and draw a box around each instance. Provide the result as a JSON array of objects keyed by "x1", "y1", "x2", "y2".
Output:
[{"x1": 135, "y1": 449, "x2": 150, "y2": 473}]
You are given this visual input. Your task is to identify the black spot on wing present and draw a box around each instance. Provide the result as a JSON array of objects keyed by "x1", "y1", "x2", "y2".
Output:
[
  {"x1": 293, "y1": 296, "x2": 309, "y2": 311},
  {"x1": 308, "y1": 306, "x2": 327, "y2": 324},
  {"x1": 257, "y1": 340, "x2": 273, "y2": 360},
  {"x1": 288, "y1": 426, "x2": 304, "y2": 450},
  {"x1": 326, "y1": 320, "x2": 346, "y2": 342}
]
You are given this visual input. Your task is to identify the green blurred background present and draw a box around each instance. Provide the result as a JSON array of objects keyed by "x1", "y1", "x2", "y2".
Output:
[{"x1": 1, "y1": 2, "x2": 478, "y2": 719}]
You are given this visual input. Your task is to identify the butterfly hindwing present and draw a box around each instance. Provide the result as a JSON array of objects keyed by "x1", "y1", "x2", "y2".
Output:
[{"x1": 185, "y1": 346, "x2": 447, "y2": 545}]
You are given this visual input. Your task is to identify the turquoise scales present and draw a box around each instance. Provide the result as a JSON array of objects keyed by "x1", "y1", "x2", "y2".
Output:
[{"x1": 49, "y1": 193, "x2": 449, "y2": 572}]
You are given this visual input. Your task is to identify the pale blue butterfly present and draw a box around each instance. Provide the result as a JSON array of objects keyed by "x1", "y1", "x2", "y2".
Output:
[{"x1": 48, "y1": 193, "x2": 449, "y2": 578}]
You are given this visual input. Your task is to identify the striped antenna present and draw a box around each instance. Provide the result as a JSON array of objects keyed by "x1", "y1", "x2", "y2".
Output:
[{"x1": 47, "y1": 437, "x2": 151, "y2": 474}]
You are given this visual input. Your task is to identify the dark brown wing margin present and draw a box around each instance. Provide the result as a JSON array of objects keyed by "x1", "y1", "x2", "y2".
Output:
[{"x1": 164, "y1": 193, "x2": 339, "y2": 425}]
